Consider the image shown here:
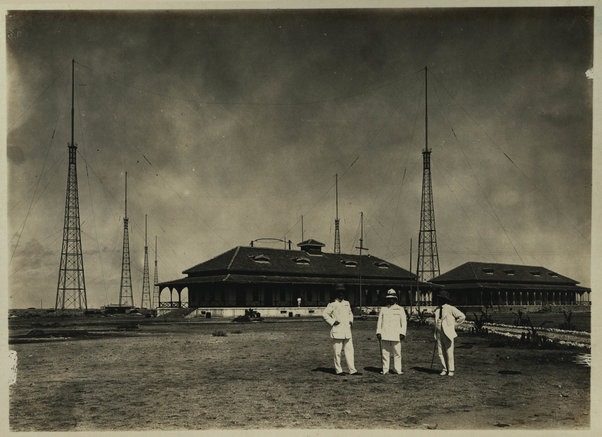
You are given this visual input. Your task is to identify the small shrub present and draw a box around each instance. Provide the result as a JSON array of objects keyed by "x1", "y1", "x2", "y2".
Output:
[
  {"x1": 559, "y1": 310, "x2": 574, "y2": 330},
  {"x1": 413, "y1": 309, "x2": 430, "y2": 327},
  {"x1": 519, "y1": 316, "x2": 555, "y2": 348},
  {"x1": 513, "y1": 310, "x2": 529, "y2": 327},
  {"x1": 472, "y1": 310, "x2": 492, "y2": 335},
  {"x1": 212, "y1": 330, "x2": 227, "y2": 337}
]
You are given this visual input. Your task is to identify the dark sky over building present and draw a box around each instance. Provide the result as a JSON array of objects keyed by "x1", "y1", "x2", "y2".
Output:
[{"x1": 5, "y1": 7, "x2": 593, "y2": 308}]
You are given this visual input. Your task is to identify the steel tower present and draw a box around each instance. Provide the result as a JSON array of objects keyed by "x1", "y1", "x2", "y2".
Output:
[
  {"x1": 140, "y1": 214, "x2": 151, "y2": 308},
  {"x1": 416, "y1": 66, "x2": 441, "y2": 289},
  {"x1": 152, "y1": 236, "x2": 159, "y2": 309},
  {"x1": 334, "y1": 174, "x2": 341, "y2": 254},
  {"x1": 56, "y1": 59, "x2": 87, "y2": 311},
  {"x1": 119, "y1": 172, "x2": 134, "y2": 307}
]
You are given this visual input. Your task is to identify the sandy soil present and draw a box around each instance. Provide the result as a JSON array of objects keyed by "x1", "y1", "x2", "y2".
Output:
[{"x1": 9, "y1": 318, "x2": 589, "y2": 430}]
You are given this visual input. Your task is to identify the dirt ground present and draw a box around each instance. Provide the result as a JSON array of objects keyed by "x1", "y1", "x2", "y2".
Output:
[{"x1": 9, "y1": 318, "x2": 590, "y2": 431}]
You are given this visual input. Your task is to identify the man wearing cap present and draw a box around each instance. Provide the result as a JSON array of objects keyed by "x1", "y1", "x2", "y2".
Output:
[
  {"x1": 434, "y1": 290, "x2": 466, "y2": 376},
  {"x1": 323, "y1": 284, "x2": 359, "y2": 376},
  {"x1": 376, "y1": 289, "x2": 407, "y2": 375}
]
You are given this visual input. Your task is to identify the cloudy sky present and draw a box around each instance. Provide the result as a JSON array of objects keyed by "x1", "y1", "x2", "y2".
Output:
[{"x1": 5, "y1": 7, "x2": 593, "y2": 308}]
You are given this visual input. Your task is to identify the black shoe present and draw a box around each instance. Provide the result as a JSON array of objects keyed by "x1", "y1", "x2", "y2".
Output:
[
  {"x1": 349, "y1": 371, "x2": 362, "y2": 376},
  {"x1": 336, "y1": 372, "x2": 346, "y2": 376}
]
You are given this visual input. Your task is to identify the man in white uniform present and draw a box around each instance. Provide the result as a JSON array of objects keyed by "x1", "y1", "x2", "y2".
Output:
[
  {"x1": 376, "y1": 289, "x2": 407, "y2": 375},
  {"x1": 434, "y1": 290, "x2": 466, "y2": 376},
  {"x1": 323, "y1": 284, "x2": 359, "y2": 376}
]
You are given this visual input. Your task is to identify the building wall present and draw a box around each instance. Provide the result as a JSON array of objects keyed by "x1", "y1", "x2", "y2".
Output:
[
  {"x1": 439, "y1": 287, "x2": 588, "y2": 306},
  {"x1": 181, "y1": 282, "x2": 415, "y2": 308}
]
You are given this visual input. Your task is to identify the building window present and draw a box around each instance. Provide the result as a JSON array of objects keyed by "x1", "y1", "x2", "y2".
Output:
[
  {"x1": 482, "y1": 268, "x2": 494, "y2": 275},
  {"x1": 530, "y1": 271, "x2": 541, "y2": 277},
  {"x1": 503, "y1": 269, "x2": 515, "y2": 276},
  {"x1": 307, "y1": 291, "x2": 313, "y2": 302},
  {"x1": 252, "y1": 290, "x2": 259, "y2": 302},
  {"x1": 375, "y1": 261, "x2": 389, "y2": 269},
  {"x1": 251, "y1": 254, "x2": 271, "y2": 264},
  {"x1": 319, "y1": 290, "x2": 325, "y2": 302},
  {"x1": 293, "y1": 257, "x2": 310, "y2": 265},
  {"x1": 342, "y1": 260, "x2": 358, "y2": 267},
  {"x1": 548, "y1": 272, "x2": 559, "y2": 278},
  {"x1": 280, "y1": 290, "x2": 285, "y2": 302}
]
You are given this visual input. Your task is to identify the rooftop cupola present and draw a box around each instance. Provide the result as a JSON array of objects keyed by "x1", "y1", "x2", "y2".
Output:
[{"x1": 297, "y1": 239, "x2": 325, "y2": 255}]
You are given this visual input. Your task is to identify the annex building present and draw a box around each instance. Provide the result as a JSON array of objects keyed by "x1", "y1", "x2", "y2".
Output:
[
  {"x1": 429, "y1": 262, "x2": 591, "y2": 307},
  {"x1": 157, "y1": 239, "x2": 436, "y2": 313}
]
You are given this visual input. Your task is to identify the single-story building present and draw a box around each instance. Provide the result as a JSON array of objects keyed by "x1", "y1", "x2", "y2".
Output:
[
  {"x1": 157, "y1": 239, "x2": 436, "y2": 309},
  {"x1": 429, "y1": 262, "x2": 591, "y2": 307}
]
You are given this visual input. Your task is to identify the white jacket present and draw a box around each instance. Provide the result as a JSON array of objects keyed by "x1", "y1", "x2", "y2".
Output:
[
  {"x1": 323, "y1": 299, "x2": 354, "y2": 339},
  {"x1": 434, "y1": 303, "x2": 466, "y2": 340},
  {"x1": 376, "y1": 304, "x2": 407, "y2": 341}
]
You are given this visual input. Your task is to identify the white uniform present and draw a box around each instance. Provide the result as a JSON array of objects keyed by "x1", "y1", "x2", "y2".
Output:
[
  {"x1": 434, "y1": 303, "x2": 466, "y2": 373},
  {"x1": 323, "y1": 299, "x2": 357, "y2": 374},
  {"x1": 376, "y1": 303, "x2": 407, "y2": 374}
]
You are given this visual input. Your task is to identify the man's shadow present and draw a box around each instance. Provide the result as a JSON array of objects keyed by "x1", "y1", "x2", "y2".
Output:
[
  {"x1": 411, "y1": 366, "x2": 441, "y2": 374},
  {"x1": 311, "y1": 367, "x2": 338, "y2": 374}
]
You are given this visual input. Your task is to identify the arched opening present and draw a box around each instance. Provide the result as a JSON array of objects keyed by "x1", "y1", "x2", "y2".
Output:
[{"x1": 179, "y1": 287, "x2": 189, "y2": 308}]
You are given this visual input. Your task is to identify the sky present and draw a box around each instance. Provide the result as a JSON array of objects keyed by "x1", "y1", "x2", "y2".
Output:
[{"x1": 5, "y1": 7, "x2": 594, "y2": 308}]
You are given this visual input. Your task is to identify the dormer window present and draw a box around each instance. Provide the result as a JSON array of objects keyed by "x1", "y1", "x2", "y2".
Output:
[
  {"x1": 293, "y1": 257, "x2": 310, "y2": 265},
  {"x1": 548, "y1": 272, "x2": 559, "y2": 278},
  {"x1": 530, "y1": 271, "x2": 541, "y2": 277},
  {"x1": 251, "y1": 254, "x2": 270, "y2": 264},
  {"x1": 482, "y1": 268, "x2": 494, "y2": 275},
  {"x1": 341, "y1": 260, "x2": 358, "y2": 267},
  {"x1": 503, "y1": 269, "x2": 515, "y2": 276},
  {"x1": 375, "y1": 262, "x2": 389, "y2": 269}
]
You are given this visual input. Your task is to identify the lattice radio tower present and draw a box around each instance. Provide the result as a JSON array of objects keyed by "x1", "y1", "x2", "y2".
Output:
[
  {"x1": 334, "y1": 173, "x2": 341, "y2": 254},
  {"x1": 56, "y1": 59, "x2": 87, "y2": 311},
  {"x1": 416, "y1": 66, "x2": 441, "y2": 283},
  {"x1": 119, "y1": 172, "x2": 134, "y2": 307},
  {"x1": 140, "y1": 214, "x2": 151, "y2": 308},
  {"x1": 152, "y1": 236, "x2": 159, "y2": 309}
]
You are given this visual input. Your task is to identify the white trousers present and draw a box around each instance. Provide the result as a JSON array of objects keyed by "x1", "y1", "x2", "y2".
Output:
[
  {"x1": 436, "y1": 331, "x2": 455, "y2": 372},
  {"x1": 381, "y1": 340, "x2": 402, "y2": 374},
  {"x1": 332, "y1": 338, "x2": 357, "y2": 374}
]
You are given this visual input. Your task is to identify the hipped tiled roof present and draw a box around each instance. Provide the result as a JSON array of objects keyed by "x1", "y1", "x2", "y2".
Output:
[
  {"x1": 183, "y1": 245, "x2": 416, "y2": 280},
  {"x1": 157, "y1": 244, "x2": 437, "y2": 289},
  {"x1": 431, "y1": 262, "x2": 583, "y2": 287}
]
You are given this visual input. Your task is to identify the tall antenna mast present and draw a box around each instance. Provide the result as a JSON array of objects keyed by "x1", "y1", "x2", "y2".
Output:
[
  {"x1": 119, "y1": 172, "x2": 134, "y2": 307},
  {"x1": 334, "y1": 174, "x2": 341, "y2": 254},
  {"x1": 355, "y1": 212, "x2": 368, "y2": 313},
  {"x1": 301, "y1": 215, "x2": 304, "y2": 242},
  {"x1": 140, "y1": 214, "x2": 151, "y2": 308},
  {"x1": 56, "y1": 59, "x2": 87, "y2": 311},
  {"x1": 416, "y1": 66, "x2": 440, "y2": 306},
  {"x1": 153, "y1": 235, "x2": 159, "y2": 309}
]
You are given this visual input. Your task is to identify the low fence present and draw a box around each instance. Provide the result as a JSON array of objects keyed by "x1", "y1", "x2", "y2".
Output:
[{"x1": 186, "y1": 306, "x2": 325, "y2": 319}]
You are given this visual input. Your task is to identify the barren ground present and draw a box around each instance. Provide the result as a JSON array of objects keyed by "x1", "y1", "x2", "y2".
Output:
[{"x1": 9, "y1": 317, "x2": 590, "y2": 430}]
